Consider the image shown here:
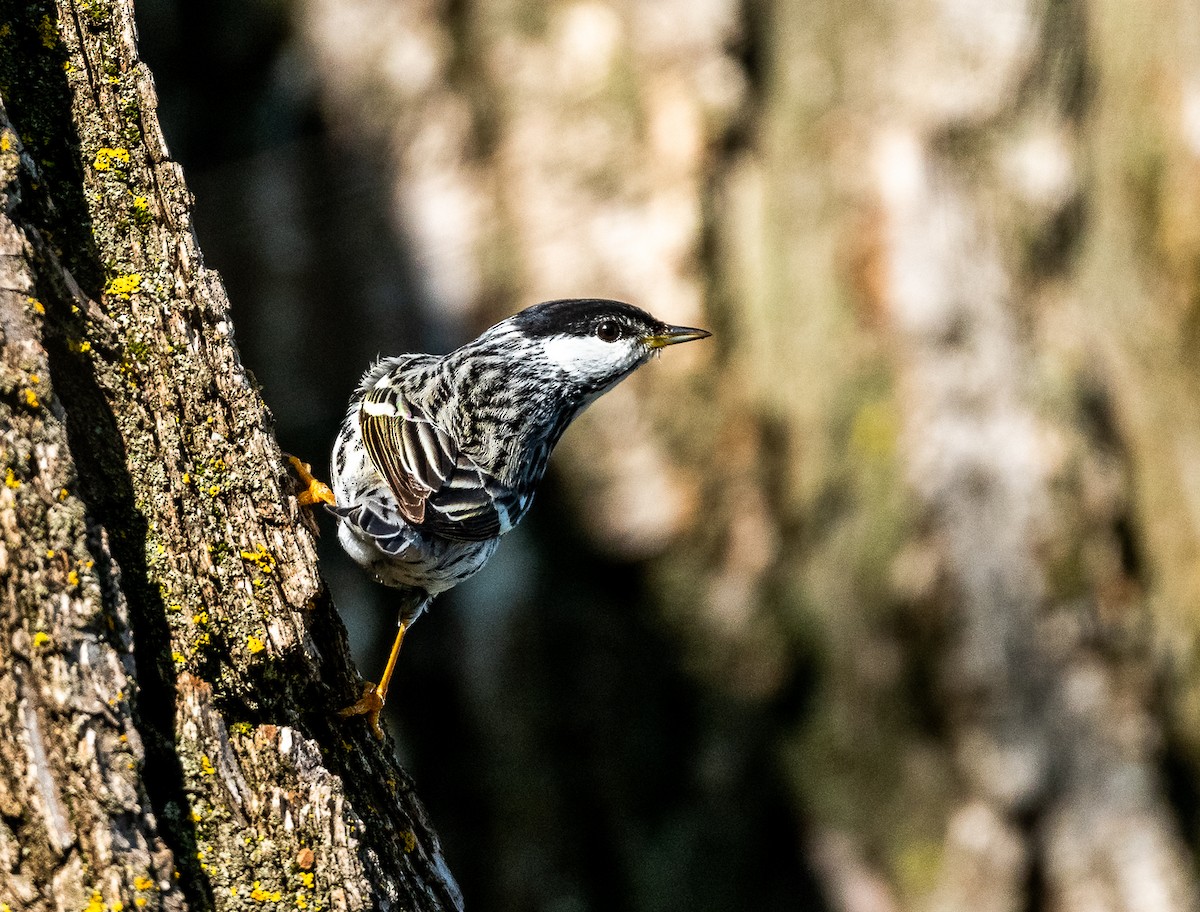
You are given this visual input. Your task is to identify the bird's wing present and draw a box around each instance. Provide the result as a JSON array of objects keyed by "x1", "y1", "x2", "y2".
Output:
[
  {"x1": 358, "y1": 386, "x2": 523, "y2": 542},
  {"x1": 419, "y1": 457, "x2": 528, "y2": 542},
  {"x1": 359, "y1": 385, "x2": 456, "y2": 526}
]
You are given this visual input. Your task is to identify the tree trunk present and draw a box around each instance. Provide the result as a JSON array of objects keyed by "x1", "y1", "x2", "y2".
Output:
[{"x1": 0, "y1": 1, "x2": 460, "y2": 909}]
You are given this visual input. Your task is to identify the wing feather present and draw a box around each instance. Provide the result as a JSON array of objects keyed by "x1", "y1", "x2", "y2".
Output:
[
  {"x1": 359, "y1": 397, "x2": 433, "y2": 524},
  {"x1": 357, "y1": 385, "x2": 524, "y2": 541}
]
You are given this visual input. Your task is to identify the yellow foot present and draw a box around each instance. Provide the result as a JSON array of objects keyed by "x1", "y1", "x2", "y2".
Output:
[
  {"x1": 339, "y1": 683, "x2": 386, "y2": 740},
  {"x1": 287, "y1": 454, "x2": 336, "y2": 506}
]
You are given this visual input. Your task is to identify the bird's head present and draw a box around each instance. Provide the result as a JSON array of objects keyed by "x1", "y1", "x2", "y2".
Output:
[{"x1": 494, "y1": 298, "x2": 711, "y2": 399}]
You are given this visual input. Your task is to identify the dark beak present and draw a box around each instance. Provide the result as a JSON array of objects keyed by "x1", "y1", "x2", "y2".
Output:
[{"x1": 642, "y1": 324, "x2": 712, "y2": 349}]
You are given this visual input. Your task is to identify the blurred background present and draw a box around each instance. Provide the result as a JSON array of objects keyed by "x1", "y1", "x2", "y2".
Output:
[{"x1": 134, "y1": 0, "x2": 1200, "y2": 909}]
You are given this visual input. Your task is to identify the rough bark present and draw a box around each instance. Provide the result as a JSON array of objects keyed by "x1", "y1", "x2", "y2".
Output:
[{"x1": 0, "y1": 1, "x2": 460, "y2": 909}]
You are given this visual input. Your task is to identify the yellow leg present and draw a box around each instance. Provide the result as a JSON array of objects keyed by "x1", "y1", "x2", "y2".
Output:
[
  {"x1": 287, "y1": 454, "x2": 336, "y2": 506},
  {"x1": 339, "y1": 621, "x2": 407, "y2": 740}
]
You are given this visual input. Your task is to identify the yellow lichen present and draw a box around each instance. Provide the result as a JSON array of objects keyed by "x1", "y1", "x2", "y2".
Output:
[
  {"x1": 250, "y1": 882, "x2": 282, "y2": 902},
  {"x1": 83, "y1": 891, "x2": 105, "y2": 912},
  {"x1": 191, "y1": 611, "x2": 208, "y2": 626},
  {"x1": 67, "y1": 570, "x2": 80, "y2": 587},
  {"x1": 106, "y1": 273, "x2": 141, "y2": 296},
  {"x1": 29, "y1": 374, "x2": 39, "y2": 384},
  {"x1": 200, "y1": 755, "x2": 216, "y2": 775},
  {"x1": 133, "y1": 876, "x2": 154, "y2": 891},
  {"x1": 247, "y1": 635, "x2": 266, "y2": 654},
  {"x1": 93, "y1": 147, "x2": 130, "y2": 172},
  {"x1": 296, "y1": 872, "x2": 314, "y2": 889},
  {"x1": 27, "y1": 297, "x2": 45, "y2": 314},
  {"x1": 32, "y1": 631, "x2": 51, "y2": 648},
  {"x1": 5, "y1": 469, "x2": 20, "y2": 489},
  {"x1": 23, "y1": 389, "x2": 38, "y2": 408},
  {"x1": 240, "y1": 543, "x2": 277, "y2": 574},
  {"x1": 399, "y1": 830, "x2": 417, "y2": 853},
  {"x1": 38, "y1": 14, "x2": 56, "y2": 49},
  {"x1": 134, "y1": 902, "x2": 146, "y2": 909}
]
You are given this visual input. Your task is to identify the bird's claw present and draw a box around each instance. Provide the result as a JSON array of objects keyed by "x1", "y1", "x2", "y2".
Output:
[
  {"x1": 286, "y1": 454, "x2": 336, "y2": 507},
  {"x1": 339, "y1": 683, "x2": 387, "y2": 740}
]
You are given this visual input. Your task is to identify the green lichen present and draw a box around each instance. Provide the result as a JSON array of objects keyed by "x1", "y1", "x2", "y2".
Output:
[
  {"x1": 36, "y1": 13, "x2": 56, "y2": 49},
  {"x1": 78, "y1": 0, "x2": 111, "y2": 29}
]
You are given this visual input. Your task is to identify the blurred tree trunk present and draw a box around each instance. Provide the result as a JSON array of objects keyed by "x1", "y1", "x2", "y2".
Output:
[
  {"x1": 289, "y1": 0, "x2": 1200, "y2": 909},
  {"x1": 863, "y1": 0, "x2": 1199, "y2": 908},
  {"x1": 0, "y1": 1, "x2": 460, "y2": 910}
]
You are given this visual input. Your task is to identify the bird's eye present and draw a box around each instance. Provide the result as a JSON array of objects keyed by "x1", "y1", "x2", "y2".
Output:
[{"x1": 595, "y1": 320, "x2": 621, "y2": 343}]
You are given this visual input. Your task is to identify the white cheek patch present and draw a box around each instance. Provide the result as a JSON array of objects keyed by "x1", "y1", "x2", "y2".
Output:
[{"x1": 541, "y1": 334, "x2": 636, "y2": 379}]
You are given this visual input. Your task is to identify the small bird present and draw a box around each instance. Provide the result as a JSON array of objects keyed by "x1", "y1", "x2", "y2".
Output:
[{"x1": 293, "y1": 298, "x2": 710, "y2": 737}]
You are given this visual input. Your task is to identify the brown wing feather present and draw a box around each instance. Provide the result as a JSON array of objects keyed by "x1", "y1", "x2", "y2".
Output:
[
  {"x1": 359, "y1": 388, "x2": 457, "y2": 526},
  {"x1": 357, "y1": 385, "x2": 525, "y2": 541}
]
